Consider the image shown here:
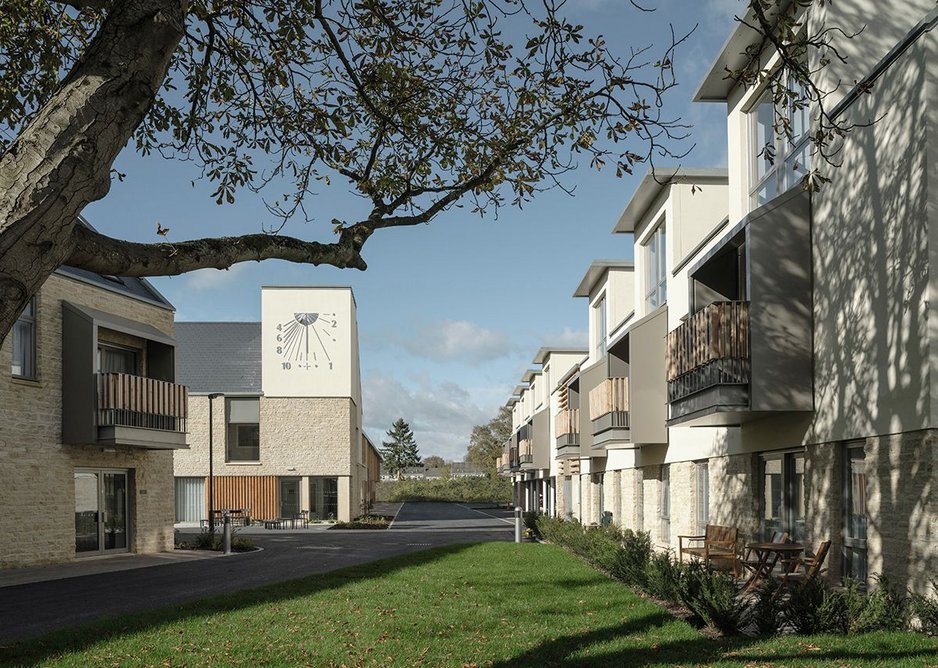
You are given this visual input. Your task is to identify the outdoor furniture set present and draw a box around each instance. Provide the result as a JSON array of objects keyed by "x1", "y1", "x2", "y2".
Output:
[{"x1": 677, "y1": 523, "x2": 831, "y2": 593}]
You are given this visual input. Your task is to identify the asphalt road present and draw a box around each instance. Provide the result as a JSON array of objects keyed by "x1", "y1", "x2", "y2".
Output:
[{"x1": 0, "y1": 502, "x2": 513, "y2": 644}]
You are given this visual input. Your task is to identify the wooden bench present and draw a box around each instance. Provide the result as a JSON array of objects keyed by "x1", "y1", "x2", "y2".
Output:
[{"x1": 678, "y1": 524, "x2": 739, "y2": 574}]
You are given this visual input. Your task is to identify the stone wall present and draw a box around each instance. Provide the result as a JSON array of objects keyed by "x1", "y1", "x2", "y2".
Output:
[{"x1": 0, "y1": 273, "x2": 176, "y2": 567}]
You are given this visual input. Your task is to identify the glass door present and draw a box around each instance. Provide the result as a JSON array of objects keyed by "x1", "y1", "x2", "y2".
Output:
[
  {"x1": 280, "y1": 477, "x2": 300, "y2": 518},
  {"x1": 75, "y1": 469, "x2": 130, "y2": 556},
  {"x1": 843, "y1": 445, "x2": 868, "y2": 584},
  {"x1": 760, "y1": 452, "x2": 805, "y2": 542},
  {"x1": 75, "y1": 471, "x2": 100, "y2": 554}
]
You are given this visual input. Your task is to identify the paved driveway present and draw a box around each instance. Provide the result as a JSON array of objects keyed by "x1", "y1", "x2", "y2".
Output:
[{"x1": 0, "y1": 503, "x2": 513, "y2": 644}]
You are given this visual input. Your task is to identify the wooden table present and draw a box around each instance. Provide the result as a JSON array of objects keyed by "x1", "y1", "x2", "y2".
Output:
[{"x1": 741, "y1": 542, "x2": 804, "y2": 593}]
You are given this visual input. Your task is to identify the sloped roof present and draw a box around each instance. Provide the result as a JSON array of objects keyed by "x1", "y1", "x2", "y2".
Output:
[
  {"x1": 56, "y1": 265, "x2": 173, "y2": 310},
  {"x1": 175, "y1": 322, "x2": 262, "y2": 393}
]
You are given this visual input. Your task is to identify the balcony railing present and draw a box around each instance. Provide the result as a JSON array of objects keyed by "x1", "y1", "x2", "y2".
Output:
[
  {"x1": 555, "y1": 409, "x2": 579, "y2": 437},
  {"x1": 519, "y1": 439, "x2": 534, "y2": 464},
  {"x1": 97, "y1": 372, "x2": 188, "y2": 433},
  {"x1": 589, "y1": 377, "x2": 629, "y2": 420},
  {"x1": 666, "y1": 301, "x2": 750, "y2": 402}
]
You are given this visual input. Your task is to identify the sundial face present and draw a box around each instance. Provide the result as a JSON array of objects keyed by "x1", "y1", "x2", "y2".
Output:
[{"x1": 274, "y1": 311, "x2": 338, "y2": 371}]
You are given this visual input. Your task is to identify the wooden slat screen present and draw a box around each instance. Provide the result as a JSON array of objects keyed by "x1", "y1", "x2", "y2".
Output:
[
  {"x1": 665, "y1": 301, "x2": 750, "y2": 381},
  {"x1": 588, "y1": 377, "x2": 629, "y2": 420},
  {"x1": 554, "y1": 408, "x2": 579, "y2": 437},
  {"x1": 210, "y1": 475, "x2": 279, "y2": 521},
  {"x1": 97, "y1": 372, "x2": 188, "y2": 431}
]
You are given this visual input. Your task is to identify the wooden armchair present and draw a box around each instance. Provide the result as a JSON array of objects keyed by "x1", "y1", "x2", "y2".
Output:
[
  {"x1": 779, "y1": 540, "x2": 831, "y2": 588},
  {"x1": 678, "y1": 524, "x2": 739, "y2": 574}
]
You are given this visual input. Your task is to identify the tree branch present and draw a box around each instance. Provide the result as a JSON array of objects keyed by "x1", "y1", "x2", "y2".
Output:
[
  {"x1": 65, "y1": 223, "x2": 368, "y2": 277},
  {"x1": 53, "y1": 0, "x2": 111, "y2": 10}
]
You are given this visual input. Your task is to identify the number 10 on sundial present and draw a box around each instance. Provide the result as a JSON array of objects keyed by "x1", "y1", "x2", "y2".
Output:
[{"x1": 275, "y1": 312, "x2": 337, "y2": 370}]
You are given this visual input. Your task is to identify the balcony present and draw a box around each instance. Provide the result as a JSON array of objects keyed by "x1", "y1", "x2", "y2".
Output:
[
  {"x1": 555, "y1": 409, "x2": 580, "y2": 458},
  {"x1": 589, "y1": 377, "x2": 630, "y2": 447},
  {"x1": 519, "y1": 438, "x2": 534, "y2": 467},
  {"x1": 96, "y1": 373, "x2": 189, "y2": 448}
]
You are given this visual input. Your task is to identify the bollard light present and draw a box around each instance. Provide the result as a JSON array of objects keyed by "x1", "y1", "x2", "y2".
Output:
[{"x1": 514, "y1": 506, "x2": 523, "y2": 544}]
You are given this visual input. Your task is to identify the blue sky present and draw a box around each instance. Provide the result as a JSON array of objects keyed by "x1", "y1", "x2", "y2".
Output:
[{"x1": 83, "y1": 0, "x2": 740, "y2": 460}]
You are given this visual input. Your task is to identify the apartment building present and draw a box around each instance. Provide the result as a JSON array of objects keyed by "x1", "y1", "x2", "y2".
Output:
[
  {"x1": 500, "y1": 348, "x2": 585, "y2": 516},
  {"x1": 173, "y1": 286, "x2": 378, "y2": 523},
  {"x1": 505, "y1": 1, "x2": 937, "y2": 595},
  {"x1": 674, "y1": 1, "x2": 938, "y2": 593},
  {"x1": 0, "y1": 265, "x2": 185, "y2": 567}
]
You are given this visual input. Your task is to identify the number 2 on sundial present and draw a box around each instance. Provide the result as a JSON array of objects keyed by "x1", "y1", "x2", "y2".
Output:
[{"x1": 275, "y1": 312, "x2": 337, "y2": 369}]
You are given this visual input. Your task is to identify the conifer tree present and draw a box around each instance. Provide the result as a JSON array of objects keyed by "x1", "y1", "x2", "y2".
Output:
[{"x1": 381, "y1": 418, "x2": 421, "y2": 481}]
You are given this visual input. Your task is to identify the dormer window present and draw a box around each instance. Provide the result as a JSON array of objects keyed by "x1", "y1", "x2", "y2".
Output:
[{"x1": 11, "y1": 298, "x2": 37, "y2": 380}]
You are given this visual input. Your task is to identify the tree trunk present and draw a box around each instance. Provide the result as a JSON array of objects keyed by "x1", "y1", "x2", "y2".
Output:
[{"x1": 0, "y1": 0, "x2": 185, "y2": 345}]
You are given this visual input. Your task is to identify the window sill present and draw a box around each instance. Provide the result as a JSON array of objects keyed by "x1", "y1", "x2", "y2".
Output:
[
  {"x1": 225, "y1": 461, "x2": 262, "y2": 466},
  {"x1": 11, "y1": 376, "x2": 41, "y2": 387}
]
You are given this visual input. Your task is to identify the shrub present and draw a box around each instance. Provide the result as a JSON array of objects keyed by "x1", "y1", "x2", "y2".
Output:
[
  {"x1": 186, "y1": 531, "x2": 255, "y2": 552},
  {"x1": 644, "y1": 551, "x2": 683, "y2": 603},
  {"x1": 376, "y1": 477, "x2": 512, "y2": 504},
  {"x1": 691, "y1": 568, "x2": 751, "y2": 635},
  {"x1": 911, "y1": 581, "x2": 938, "y2": 636},
  {"x1": 781, "y1": 577, "x2": 829, "y2": 634},
  {"x1": 612, "y1": 529, "x2": 652, "y2": 588},
  {"x1": 523, "y1": 510, "x2": 541, "y2": 537},
  {"x1": 751, "y1": 578, "x2": 783, "y2": 636},
  {"x1": 851, "y1": 576, "x2": 909, "y2": 633}
]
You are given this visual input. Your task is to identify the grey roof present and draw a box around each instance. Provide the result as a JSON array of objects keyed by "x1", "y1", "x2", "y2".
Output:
[
  {"x1": 56, "y1": 265, "x2": 174, "y2": 310},
  {"x1": 175, "y1": 322, "x2": 262, "y2": 393}
]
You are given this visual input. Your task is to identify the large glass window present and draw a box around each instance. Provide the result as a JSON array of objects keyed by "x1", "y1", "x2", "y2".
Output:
[
  {"x1": 594, "y1": 294, "x2": 607, "y2": 358},
  {"x1": 644, "y1": 223, "x2": 667, "y2": 310},
  {"x1": 310, "y1": 476, "x2": 339, "y2": 520},
  {"x1": 226, "y1": 397, "x2": 260, "y2": 462},
  {"x1": 660, "y1": 464, "x2": 671, "y2": 544},
  {"x1": 97, "y1": 344, "x2": 138, "y2": 374},
  {"x1": 844, "y1": 444, "x2": 868, "y2": 584},
  {"x1": 750, "y1": 73, "x2": 811, "y2": 207},
  {"x1": 760, "y1": 451, "x2": 805, "y2": 542},
  {"x1": 696, "y1": 461, "x2": 710, "y2": 533},
  {"x1": 11, "y1": 298, "x2": 36, "y2": 379}
]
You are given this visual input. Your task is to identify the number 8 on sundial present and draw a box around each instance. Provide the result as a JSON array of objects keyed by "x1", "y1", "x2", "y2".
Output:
[{"x1": 275, "y1": 312, "x2": 337, "y2": 370}]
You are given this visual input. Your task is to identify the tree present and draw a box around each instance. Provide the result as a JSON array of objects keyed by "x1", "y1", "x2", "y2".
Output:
[
  {"x1": 422, "y1": 455, "x2": 445, "y2": 469},
  {"x1": 0, "y1": 0, "x2": 695, "y2": 343},
  {"x1": 466, "y1": 405, "x2": 512, "y2": 477},
  {"x1": 381, "y1": 417, "x2": 420, "y2": 481}
]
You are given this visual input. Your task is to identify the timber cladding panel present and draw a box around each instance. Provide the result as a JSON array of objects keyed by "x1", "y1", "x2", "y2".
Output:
[{"x1": 211, "y1": 475, "x2": 279, "y2": 519}]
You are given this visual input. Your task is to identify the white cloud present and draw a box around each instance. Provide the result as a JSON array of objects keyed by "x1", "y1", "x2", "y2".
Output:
[
  {"x1": 184, "y1": 263, "x2": 251, "y2": 291},
  {"x1": 362, "y1": 374, "x2": 499, "y2": 461},
  {"x1": 542, "y1": 327, "x2": 589, "y2": 349},
  {"x1": 398, "y1": 319, "x2": 513, "y2": 363}
]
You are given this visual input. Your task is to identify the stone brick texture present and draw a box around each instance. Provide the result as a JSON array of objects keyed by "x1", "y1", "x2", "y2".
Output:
[
  {"x1": 174, "y1": 395, "x2": 360, "y2": 521},
  {"x1": 0, "y1": 274, "x2": 175, "y2": 568}
]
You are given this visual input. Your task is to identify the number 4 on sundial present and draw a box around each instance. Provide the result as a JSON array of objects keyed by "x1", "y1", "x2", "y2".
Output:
[{"x1": 274, "y1": 312, "x2": 337, "y2": 370}]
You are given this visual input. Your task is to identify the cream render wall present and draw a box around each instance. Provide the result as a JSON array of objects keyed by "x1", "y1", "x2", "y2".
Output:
[{"x1": 0, "y1": 273, "x2": 176, "y2": 567}]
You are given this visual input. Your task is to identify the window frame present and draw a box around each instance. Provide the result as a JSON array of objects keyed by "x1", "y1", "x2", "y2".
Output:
[
  {"x1": 843, "y1": 442, "x2": 868, "y2": 585},
  {"x1": 759, "y1": 450, "x2": 805, "y2": 542},
  {"x1": 225, "y1": 397, "x2": 261, "y2": 463},
  {"x1": 644, "y1": 222, "x2": 667, "y2": 311},
  {"x1": 659, "y1": 464, "x2": 671, "y2": 544},
  {"x1": 11, "y1": 297, "x2": 38, "y2": 380},
  {"x1": 749, "y1": 70, "x2": 812, "y2": 208},
  {"x1": 696, "y1": 461, "x2": 710, "y2": 534},
  {"x1": 593, "y1": 292, "x2": 607, "y2": 359}
]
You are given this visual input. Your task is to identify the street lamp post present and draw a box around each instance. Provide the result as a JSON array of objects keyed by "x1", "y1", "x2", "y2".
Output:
[{"x1": 208, "y1": 393, "x2": 223, "y2": 533}]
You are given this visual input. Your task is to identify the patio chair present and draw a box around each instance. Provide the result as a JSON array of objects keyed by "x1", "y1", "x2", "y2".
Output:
[
  {"x1": 778, "y1": 540, "x2": 831, "y2": 588},
  {"x1": 678, "y1": 524, "x2": 739, "y2": 575},
  {"x1": 739, "y1": 531, "x2": 789, "y2": 577}
]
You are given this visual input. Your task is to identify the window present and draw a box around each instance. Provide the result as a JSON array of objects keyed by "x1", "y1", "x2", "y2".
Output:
[
  {"x1": 226, "y1": 397, "x2": 260, "y2": 462},
  {"x1": 660, "y1": 464, "x2": 671, "y2": 544},
  {"x1": 310, "y1": 477, "x2": 339, "y2": 520},
  {"x1": 843, "y1": 444, "x2": 868, "y2": 584},
  {"x1": 11, "y1": 298, "x2": 37, "y2": 379},
  {"x1": 97, "y1": 344, "x2": 137, "y2": 375},
  {"x1": 750, "y1": 72, "x2": 811, "y2": 207},
  {"x1": 594, "y1": 294, "x2": 607, "y2": 358},
  {"x1": 644, "y1": 223, "x2": 667, "y2": 310},
  {"x1": 696, "y1": 461, "x2": 710, "y2": 533},
  {"x1": 760, "y1": 452, "x2": 805, "y2": 542}
]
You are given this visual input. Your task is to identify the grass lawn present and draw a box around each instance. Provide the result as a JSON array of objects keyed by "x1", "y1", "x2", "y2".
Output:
[{"x1": 3, "y1": 543, "x2": 938, "y2": 667}]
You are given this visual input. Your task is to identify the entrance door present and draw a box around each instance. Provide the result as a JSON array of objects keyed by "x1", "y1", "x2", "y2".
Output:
[
  {"x1": 280, "y1": 477, "x2": 300, "y2": 518},
  {"x1": 75, "y1": 469, "x2": 130, "y2": 556}
]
